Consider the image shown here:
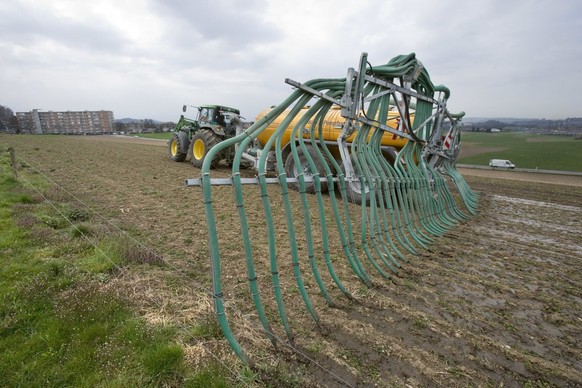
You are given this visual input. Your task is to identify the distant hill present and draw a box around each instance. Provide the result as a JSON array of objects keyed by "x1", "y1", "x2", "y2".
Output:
[
  {"x1": 464, "y1": 117, "x2": 536, "y2": 124},
  {"x1": 465, "y1": 117, "x2": 582, "y2": 125}
]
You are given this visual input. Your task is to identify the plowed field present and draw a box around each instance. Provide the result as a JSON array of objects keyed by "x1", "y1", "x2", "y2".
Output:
[{"x1": 2, "y1": 134, "x2": 581, "y2": 387}]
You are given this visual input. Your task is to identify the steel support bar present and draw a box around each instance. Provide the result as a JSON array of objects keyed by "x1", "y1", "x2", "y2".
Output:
[
  {"x1": 357, "y1": 116, "x2": 415, "y2": 141},
  {"x1": 185, "y1": 176, "x2": 342, "y2": 187},
  {"x1": 284, "y1": 79, "x2": 345, "y2": 107},
  {"x1": 363, "y1": 74, "x2": 436, "y2": 104}
]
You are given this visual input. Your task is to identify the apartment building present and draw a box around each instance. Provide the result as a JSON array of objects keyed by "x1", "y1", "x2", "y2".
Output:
[{"x1": 16, "y1": 109, "x2": 115, "y2": 134}]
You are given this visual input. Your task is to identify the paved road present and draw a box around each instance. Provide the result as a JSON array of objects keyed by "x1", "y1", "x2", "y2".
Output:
[{"x1": 457, "y1": 163, "x2": 582, "y2": 176}]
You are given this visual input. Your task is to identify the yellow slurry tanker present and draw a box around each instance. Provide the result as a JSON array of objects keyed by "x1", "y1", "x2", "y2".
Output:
[
  {"x1": 169, "y1": 105, "x2": 408, "y2": 164},
  {"x1": 169, "y1": 103, "x2": 416, "y2": 200}
]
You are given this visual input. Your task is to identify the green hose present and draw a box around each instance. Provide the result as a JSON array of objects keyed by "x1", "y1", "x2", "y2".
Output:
[
  {"x1": 292, "y1": 98, "x2": 354, "y2": 299},
  {"x1": 197, "y1": 52, "x2": 478, "y2": 365}
]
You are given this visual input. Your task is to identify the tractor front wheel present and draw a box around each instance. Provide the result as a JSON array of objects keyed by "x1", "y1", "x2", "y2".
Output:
[
  {"x1": 168, "y1": 132, "x2": 189, "y2": 162},
  {"x1": 190, "y1": 130, "x2": 221, "y2": 168}
]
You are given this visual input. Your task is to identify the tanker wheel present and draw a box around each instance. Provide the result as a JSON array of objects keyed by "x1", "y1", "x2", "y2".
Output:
[
  {"x1": 340, "y1": 163, "x2": 370, "y2": 205},
  {"x1": 168, "y1": 132, "x2": 188, "y2": 162},
  {"x1": 190, "y1": 130, "x2": 221, "y2": 169},
  {"x1": 344, "y1": 176, "x2": 370, "y2": 205},
  {"x1": 284, "y1": 145, "x2": 329, "y2": 194}
]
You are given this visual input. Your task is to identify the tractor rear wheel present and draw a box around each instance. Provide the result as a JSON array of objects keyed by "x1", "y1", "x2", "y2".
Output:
[
  {"x1": 168, "y1": 132, "x2": 189, "y2": 162},
  {"x1": 190, "y1": 130, "x2": 221, "y2": 168},
  {"x1": 284, "y1": 146, "x2": 329, "y2": 194}
]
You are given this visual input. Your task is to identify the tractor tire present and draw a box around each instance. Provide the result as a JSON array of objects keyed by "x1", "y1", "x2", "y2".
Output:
[
  {"x1": 190, "y1": 129, "x2": 221, "y2": 169},
  {"x1": 284, "y1": 146, "x2": 329, "y2": 194},
  {"x1": 168, "y1": 132, "x2": 189, "y2": 162}
]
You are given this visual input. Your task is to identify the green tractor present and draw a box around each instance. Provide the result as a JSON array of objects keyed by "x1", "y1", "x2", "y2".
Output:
[{"x1": 168, "y1": 104, "x2": 242, "y2": 168}]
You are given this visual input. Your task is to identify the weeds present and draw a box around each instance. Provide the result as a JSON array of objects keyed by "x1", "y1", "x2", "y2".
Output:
[
  {"x1": 305, "y1": 340, "x2": 324, "y2": 353},
  {"x1": 239, "y1": 365, "x2": 259, "y2": 385},
  {"x1": 190, "y1": 316, "x2": 224, "y2": 340},
  {"x1": 412, "y1": 317, "x2": 429, "y2": 330},
  {"x1": 64, "y1": 206, "x2": 91, "y2": 222},
  {"x1": 69, "y1": 222, "x2": 95, "y2": 237},
  {"x1": 39, "y1": 213, "x2": 68, "y2": 229},
  {"x1": 524, "y1": 380, "x2": 552, "y2": 388},
  {"x1": 142, "y1": 342, "x2": 185, "y2": 383},
  {"x1": 120, "y1": 240, "x2": 165, "y2": 265},
  {"x1": 186, "y1": 363, "x2": 229, "y2": 387},
  {"x1": 77, "y1": 237, "x2": 164, "y2": 275}
]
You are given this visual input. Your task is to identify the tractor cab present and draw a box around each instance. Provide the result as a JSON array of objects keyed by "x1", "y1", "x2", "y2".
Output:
[{"x1": 197, "y1": 105, "x2": 239, "y2": 126}]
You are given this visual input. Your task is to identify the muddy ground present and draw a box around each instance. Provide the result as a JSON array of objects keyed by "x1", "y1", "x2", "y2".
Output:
[{"x1": 1, "y1": 134, "x2": 581, "y2": 387}]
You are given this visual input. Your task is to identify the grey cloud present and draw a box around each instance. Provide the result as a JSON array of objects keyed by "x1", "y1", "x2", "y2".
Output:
[
  {"x1": 0, "y1": 2, "x2": 126, "y2": 55},
  {"x1": 151, "y1": 0, "x2": 281, "y2": 49}
]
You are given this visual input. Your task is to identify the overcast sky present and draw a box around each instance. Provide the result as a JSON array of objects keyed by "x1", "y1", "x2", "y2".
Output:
[{"x1": 1, "y1": 0, "x2": 580, "y2": 122}]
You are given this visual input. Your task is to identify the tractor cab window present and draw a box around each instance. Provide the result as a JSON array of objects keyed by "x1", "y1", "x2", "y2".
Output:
[
  {"x1": 212, "y1": 109, "x2": 226, "y2": 127},
  {"x1": 198, "y1": 108, "x2": 210, "y2": 123}
]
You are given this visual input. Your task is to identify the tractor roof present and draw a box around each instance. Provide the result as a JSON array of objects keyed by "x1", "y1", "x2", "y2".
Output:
[{"x1": 200, "y1": 105, "x2": 240, "y2": 115}]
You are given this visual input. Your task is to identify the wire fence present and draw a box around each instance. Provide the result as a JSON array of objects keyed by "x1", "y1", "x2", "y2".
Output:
[{"x1": 0, "y1": 145, "x2": 356, "y2": 387}]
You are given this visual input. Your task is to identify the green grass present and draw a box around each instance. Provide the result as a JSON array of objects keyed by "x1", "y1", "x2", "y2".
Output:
[
  {"x1": 459, "y1": 132, "x2": 582, "y2": 172},
  {"x1": 133, "y1": 132, "x2": 173, "y2": 140},
  {"x1": 0, "y1": 159, "x2": 231, "y2": 386}
]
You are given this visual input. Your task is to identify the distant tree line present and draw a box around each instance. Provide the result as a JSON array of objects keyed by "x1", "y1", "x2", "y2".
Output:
[
  {"x1": 0, "y1": 105, "x2": 19, "y2": 132},
  {"x1": 463, "y1": 117, "x2": 582, "y2": 135},
  {"x1": 114, "y1": 119, "x2": 176, "y2": 134}
]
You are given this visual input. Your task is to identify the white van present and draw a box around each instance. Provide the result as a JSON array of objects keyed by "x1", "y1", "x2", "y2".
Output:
[{"x1": 489, "y1": 159, "x2": 515, "y2": 169}]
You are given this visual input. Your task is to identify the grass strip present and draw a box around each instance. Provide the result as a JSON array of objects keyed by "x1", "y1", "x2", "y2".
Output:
[{"x1": 0, "y1": 163, "x2": 229, "y2": 387}]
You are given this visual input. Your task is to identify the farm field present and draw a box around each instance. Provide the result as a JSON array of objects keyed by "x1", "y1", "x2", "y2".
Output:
[
  {"x1": 458, "y1": 132, "x2": 582, "y2": 172},
  {"x1": 1, "y1": 133, "x2": 581, "y2": 387}
]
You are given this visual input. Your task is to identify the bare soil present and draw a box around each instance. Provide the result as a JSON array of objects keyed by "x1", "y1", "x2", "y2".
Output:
[{"x1": 2, "y1": 134, "x2": 581, "y2": 387}]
